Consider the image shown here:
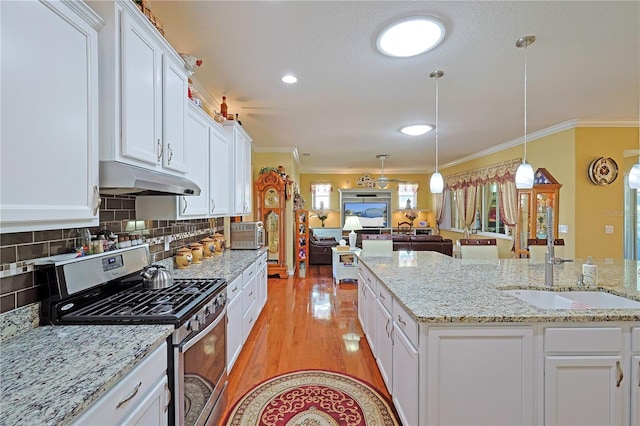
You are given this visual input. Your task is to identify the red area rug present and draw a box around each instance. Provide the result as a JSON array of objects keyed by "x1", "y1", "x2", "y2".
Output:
[{"x1": 224, "y1": 370, "x2": 400, "y2": 426}]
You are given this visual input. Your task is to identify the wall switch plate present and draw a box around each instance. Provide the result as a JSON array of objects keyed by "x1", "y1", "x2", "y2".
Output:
[
  {"x1": 164, "y1": 235, "x2": 172, "y2": 251},
  {"x1": 558, "y1": 224, "x2": 568, "y2": 233},
  {"x1": 605, "y1": 225, "x2": 614, "y2": 234}
]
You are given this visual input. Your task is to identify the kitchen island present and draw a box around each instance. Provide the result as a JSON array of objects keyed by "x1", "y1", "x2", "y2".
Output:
[{"x1": 356, "y1": 251, "x2": 640, "y2": 426}]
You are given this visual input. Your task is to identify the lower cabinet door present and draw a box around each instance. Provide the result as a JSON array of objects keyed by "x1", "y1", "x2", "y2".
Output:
[
  {"x1": 392, "y1": 326, "x2": 419, "y2": 426},
  {"x1": 226, "y1": 293, "x2": 243, "y2": 372},
  {"x1": 544, "y1": 355, "x2": 624, "y2": 426},
  {"x1": 632, "y1": 355, "x2": 640, "y2": 426},
  {"x1": 120, "y1": 376, "x2": 169, "y2": 426},
  {"x1": 375, "y1": 298, "x2": 392, "y2": 392}
]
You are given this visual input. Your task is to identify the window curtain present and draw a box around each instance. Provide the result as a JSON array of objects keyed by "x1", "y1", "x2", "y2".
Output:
[
  {"x1": 455, "y1": 187, "x2": 478, "y2": 238},
  {"x1": 434, "y1": 191, "x2": 446, "y2": 233},
  {"x1": 498, "y1": 180, "x2": 518, "y2": 251}
]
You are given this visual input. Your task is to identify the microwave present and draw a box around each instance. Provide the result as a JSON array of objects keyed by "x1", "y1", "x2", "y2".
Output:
[{"x1": 230, "y1": 221, "x2": 265, "y2": 250}]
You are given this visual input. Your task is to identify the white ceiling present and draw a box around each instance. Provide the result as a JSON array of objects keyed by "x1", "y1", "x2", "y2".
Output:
[{"x1": 152, "y1": 1, "x2": 640, "y2": 175}]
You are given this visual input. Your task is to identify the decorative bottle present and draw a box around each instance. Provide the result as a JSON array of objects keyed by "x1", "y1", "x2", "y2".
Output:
[{"x1": 220, "y1": 96, "x2": 228, "y2": 119}]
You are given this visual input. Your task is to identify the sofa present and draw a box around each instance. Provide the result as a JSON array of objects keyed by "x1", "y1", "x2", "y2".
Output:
[
  {"x1": 309, "y1": 234, "x2": 339, "y2": 265},
  {"x1": 361, "y1": 234, "x2": 453, "y2": 256}
]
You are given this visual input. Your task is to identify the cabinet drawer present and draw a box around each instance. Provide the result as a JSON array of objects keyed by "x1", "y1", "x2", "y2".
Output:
[
  {"x1": 357, "y1": 262, "x2": 368, "y2": 280},
  {"x1": 377, "y1": 283, "x2": 393, "y2": 314},
  {"x1": 74, "y1": 344, "x2": 167, "y2": 425},
  {"x1": 544, "y1": 327, "x2": 622, "y2": 353},
  {"x1": 393, "y1": 299, "x2": 418, "y2": 348},
  {"x1": 243, "y1": 299, "x2": 258, "y2": 341},
  {"x1": 243, "y1": 261, "x2": 257, "y2": 284},
  {"x1": 242, "y1": 277, "x2": 257, "y2": 314},
  {"x1": 257, "y1": 252, "x2": 267, "y2": 269},
  {"x1": 632, "y1": 327, "x2": 640, "y2": 353},
  {"x1": 227, "y1": 275, "x2": 242, "y2": 304}
]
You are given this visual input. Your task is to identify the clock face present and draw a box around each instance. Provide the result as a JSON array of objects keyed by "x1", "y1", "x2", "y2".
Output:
[
  {"x1": 588, "y1": 157, "x2": 618, "y2": 185},
  {"x1": 264, "y1": 188, "x2": 279, "y2": 208}
]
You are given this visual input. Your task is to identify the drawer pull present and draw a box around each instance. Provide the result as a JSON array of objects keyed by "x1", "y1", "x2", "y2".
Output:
[
  {"x1": 248, "y1": 291, "x2": 253, "y2": 297},
  {"x1": 397, "y1": 315, "x2": 407, "y2": 327},
  {"x1": 164, "y1": 382, "x2": 171, "y2": 413},
  {"x1": 116, "y1": 381, "x2": 142, "y2": 409},
  {"x1": 379, "y1": 292, "x2": 385, "y2": 300},
  {"x1": 616, "y1": 361, "x2": 623, "y2": 388}
]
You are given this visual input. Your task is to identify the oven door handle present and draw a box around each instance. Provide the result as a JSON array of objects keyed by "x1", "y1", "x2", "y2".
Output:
[{"x1": 179, "y1": 308, "x2": 226, "y2": 353}]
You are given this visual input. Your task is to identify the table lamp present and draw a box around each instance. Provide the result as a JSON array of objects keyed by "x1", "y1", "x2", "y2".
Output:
[{"x1": 343, "y1": 215, "x2": 363, "y2": 250}]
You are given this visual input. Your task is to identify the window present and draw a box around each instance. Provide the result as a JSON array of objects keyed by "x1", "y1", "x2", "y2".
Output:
[
  {"x1": 398, "y1": 183, "x2": 418, "y2": 210},
  {"x1": 447, "y1": 182, "x2": 508, "y2": 236},
  {"x1": 311, "y1": 183, "x2": 331, "y2": 210}
]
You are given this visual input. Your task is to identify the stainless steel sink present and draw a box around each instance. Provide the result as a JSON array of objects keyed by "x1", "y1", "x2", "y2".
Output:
[{"x1": 503, "y1": 289, "x2": 640, "y2": 309}]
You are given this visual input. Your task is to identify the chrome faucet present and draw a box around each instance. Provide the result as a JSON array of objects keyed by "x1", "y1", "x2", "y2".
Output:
[{"x1": 544, "y1": 207, "x2": 554, "y2": 287}]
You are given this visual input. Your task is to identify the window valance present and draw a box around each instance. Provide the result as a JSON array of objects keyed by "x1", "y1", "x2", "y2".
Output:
[{"x1": 445, "y1": 159, "x2": 521, "y2": 190}]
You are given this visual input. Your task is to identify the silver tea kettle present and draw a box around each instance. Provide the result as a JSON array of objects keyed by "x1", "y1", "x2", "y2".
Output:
[{"x1": 140, "y1": 265, "x2": 173, "y2": 289}]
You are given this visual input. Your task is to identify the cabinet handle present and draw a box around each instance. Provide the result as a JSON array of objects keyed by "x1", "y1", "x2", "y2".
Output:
[
  {"x1": 116, "y1": 381, "x2": 142, "y2": 409},
  {"x1": 182, "y1": 196, "x2": 187, "y2": 214},
  {"x1": 164, "y1": 382, "x2": 171, "y2": 412},
  {"x1": 385, "y1": 317, "x2": 391, "y2": 338},
  {"x1": 211, "y1": 199, "x2": 215, "y2": 213},
  {"x1": 92, "y1": 186, "x2": 102, "y2": 216},
  {"x1": 167, "y1": 143, "x2": 173, "y2": 164},
  {"x1": 638, "y1": 360, "x2": 640, "y2": 387},
  {"x1": 379, "y1": 292, "x2": 385, "y2": 300},
  {"x1": 397, "y1": 315, "x2": 407, "y2": 327},
  {"x1": 616, "y1": 360, "x2": 624, "y2": 388},
  {"x1": 157, "y1": 139, "x2": 162, "y2": 162},
  {"x1": 248, "y1": 291, "x2": 253, "y2": 297}
]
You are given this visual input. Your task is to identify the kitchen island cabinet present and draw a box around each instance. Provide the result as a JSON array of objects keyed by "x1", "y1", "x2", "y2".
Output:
[
  {"x1": 0, "y1": 0, "x2": 102, "y2": 232},
  {"x1": 632, "y1": 327, "x2": 640, "y2": 426},
  {"x1": 356, "y1": 252, "x2": 640, "y2": 426}
]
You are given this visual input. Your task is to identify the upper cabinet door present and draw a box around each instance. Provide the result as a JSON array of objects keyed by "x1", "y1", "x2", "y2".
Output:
[
  {"x1": 209, "y1": 124, "x2": 231, "y2": 216},
  {"x1": 120, "y1": 10, "x2": 162, "y2": 166},
  {"x1": 0, "y1": 1, "x2": 102, "y2": 232},
  {"x1": 161, "y1": 55, "x2": 187, "y2": 173}
]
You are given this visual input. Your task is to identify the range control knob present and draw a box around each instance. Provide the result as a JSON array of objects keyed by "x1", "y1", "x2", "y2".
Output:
[{"x1": 187, "y1": 315, "x2": 200, "y2": 332}]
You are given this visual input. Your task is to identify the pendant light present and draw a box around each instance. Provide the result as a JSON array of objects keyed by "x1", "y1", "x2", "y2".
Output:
[
  {"x1": 514, "y1": 35, "x2": 536, "y2": 189},
  {"x1": 429, "y1": 70, "x2": 444, "y2": 194}
]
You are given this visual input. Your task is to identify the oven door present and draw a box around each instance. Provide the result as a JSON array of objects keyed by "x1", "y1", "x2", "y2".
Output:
[{"x1": 174, "y1": 309, "x2": 227, "y2": 426}]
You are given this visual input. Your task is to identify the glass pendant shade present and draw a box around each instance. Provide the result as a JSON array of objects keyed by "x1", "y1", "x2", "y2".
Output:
[
  {"x1": 629, "y1": 163, "x2": 640, "y2": 189},
  {"x1": 430, "y1": 172, "x2": 444, "y2": 193},
  {"x1": 515, "y1": 162, "x2": 535, "y2": 189}
]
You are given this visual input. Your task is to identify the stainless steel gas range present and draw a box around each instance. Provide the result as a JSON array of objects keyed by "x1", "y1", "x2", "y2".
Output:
[{"x1": 38, "y1": 245, "x2": 228, "y2": 426}]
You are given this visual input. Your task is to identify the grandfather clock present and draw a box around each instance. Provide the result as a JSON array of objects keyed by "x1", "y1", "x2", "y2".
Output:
[{"x1": 256, "y1": 170, "x2": 287, "y2": 278}]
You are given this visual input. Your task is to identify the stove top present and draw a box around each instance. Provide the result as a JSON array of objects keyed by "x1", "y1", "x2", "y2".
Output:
[{"x1": 61, "y1": 278, "x2": 227, "y2": 325}]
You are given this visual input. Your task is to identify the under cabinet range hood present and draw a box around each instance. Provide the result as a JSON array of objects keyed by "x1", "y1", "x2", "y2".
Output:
[{"x1": 99, "y1": 161, "x2": 201, "y2": 196}]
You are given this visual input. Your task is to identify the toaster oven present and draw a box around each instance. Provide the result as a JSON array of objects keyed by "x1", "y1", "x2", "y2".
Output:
[{"x1": 230, "y1": 221, "x2": 265, "y2": 249}]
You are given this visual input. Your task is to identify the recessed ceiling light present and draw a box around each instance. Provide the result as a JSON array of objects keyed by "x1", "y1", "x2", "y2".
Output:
[
  {"x1": 400, "y1": 124, "x2": 433, "y2": 136},
  {"x1": 377, "y1": 16, "x2": 445, "y2": 58},
  {"x1": 282, "y1": 74, "x2": 298, "y2": 84}
]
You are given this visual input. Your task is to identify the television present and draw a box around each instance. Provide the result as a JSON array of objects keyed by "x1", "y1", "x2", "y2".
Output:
[{"x1": 343, "y1": 202, "x2": 388, "y2": 228}]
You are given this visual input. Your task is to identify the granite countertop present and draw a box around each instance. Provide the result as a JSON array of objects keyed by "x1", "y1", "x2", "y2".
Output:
[
  {"x1": 0, "y1": 324, "x2": 173, "y2": 426},
  {"x1": 0, "y1": 248, "x2": 265, "y2": 425},
  {"x1": 358, "y1": 251, "x2": 640, "y2": 323},
  {"x1": 156, "y1": 247, "x2": 267, "y2": 282}
]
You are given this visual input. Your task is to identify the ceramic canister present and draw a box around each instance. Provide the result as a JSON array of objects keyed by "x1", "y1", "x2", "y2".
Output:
[
  {"x1": 201, "y1": 237, "x2": 215, "y2": 258},
  {"x1": 213, "y1": 233, "x2": 225, "y2": 255},
  {"x1": 175, "y1": 247, "x2": 193, "y2": 269},
  {"x1": 189, "y1": 242, "x2": 204, "y2": 264}
]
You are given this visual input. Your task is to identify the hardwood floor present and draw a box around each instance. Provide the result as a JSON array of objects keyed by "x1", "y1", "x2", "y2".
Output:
[{"x1": 219, "y1": 264, "x2": 388, "y2": 423}]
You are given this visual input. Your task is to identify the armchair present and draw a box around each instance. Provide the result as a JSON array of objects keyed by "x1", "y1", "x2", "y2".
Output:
[{"x1": 309, "y1": 234, "x2": 339, "y2": 265}]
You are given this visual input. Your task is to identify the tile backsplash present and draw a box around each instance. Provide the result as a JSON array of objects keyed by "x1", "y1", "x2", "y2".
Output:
[{"x1": 0, "y1": 194, "x2": 225, "y2": 313}]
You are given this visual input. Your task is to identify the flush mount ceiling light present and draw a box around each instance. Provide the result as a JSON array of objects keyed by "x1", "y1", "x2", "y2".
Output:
[
  {"x1": 514, "y1": 35, "x2": 536, "y2": 190},
  {"x1": 400, "y1": 124, "x2": 433, "y2": 136},
  {"x1": 376, "y1": 16, "x2": 445, "y2": 58},
  {"x1": 281, "y1": 74, "x2": 298, "y2": 84},
  {"x1": 429, "y1": 70, "x2": 444, "y2": 194}
]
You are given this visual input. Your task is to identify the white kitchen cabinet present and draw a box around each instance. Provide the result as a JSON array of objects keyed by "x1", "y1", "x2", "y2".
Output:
[
  {"x1": 90, "y1": 0, "x2": 187, "y2": 175},
  {"x1": 545, "y1": 356, "x2": 624, "y2": 426},
  {"x1": 375, "y1": 296, "x2": 393, "y2": 391},
  {"x1": 224, "y1": 121, "x2": 252, "y2": 215},
  {"x1": 0, "y1": 0, "x2": 102, "y2": 232},
  {"x1": 226, "y1": 275, "x2": 243, "y2": 372},
  {"x1": 427, "y1": 326, "x2": 535, "y2": 426},
  {"x1": 633, "y1": 328, "x2": 640, "y2": 426},
  {"x1": 73, "y1": 344, "x2": 169, "y2": 425},
  {"x1": 392, "y1": 310, "x2": 419, "y2": 426},
  {"x1": 136, "y1": 103, "x2": 210, "y2": 219},
  {"x1": 543, "y1": 326, "x2": 625, "y2": 426},
  {"x1": 209, "y1": 122, "x2": 232, "y2": 216},
  {"x1": 256, "y1": 252, "x2": 268, "y2": 313},
  {"x1": 364, "y1": 279, "x2": 377, "y2": 355}
]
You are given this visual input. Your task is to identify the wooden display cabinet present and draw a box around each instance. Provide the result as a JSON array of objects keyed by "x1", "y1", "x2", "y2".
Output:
[
  {"x1": 255, "y1": 170, "x2": 287, "y2": 278},
  {"x1": 295, "y1": 209, "x2": 309, "y2": 278},
  {"x1": 515, "y1": 168, "x2": 562, "y2": 258}
]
